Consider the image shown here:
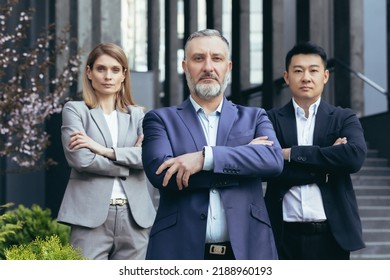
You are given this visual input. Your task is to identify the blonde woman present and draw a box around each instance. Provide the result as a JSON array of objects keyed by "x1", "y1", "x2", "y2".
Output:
[{"x1": 57, "y1": 43, "x2": 156, "y2": 260}]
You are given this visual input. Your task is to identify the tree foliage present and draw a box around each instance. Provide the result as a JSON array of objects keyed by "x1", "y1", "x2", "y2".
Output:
[{"x1": 0, "y1": 0, "x2": 81, "y2": 170}]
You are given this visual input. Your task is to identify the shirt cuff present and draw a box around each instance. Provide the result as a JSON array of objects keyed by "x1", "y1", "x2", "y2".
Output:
[{"x1": 202, "y1": 146, "x2": 214, "y2": 170}]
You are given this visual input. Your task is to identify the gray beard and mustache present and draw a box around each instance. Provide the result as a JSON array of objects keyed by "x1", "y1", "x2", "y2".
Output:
[{"x1": 185, "y1": 69, "x2": 230, "y2": 100}]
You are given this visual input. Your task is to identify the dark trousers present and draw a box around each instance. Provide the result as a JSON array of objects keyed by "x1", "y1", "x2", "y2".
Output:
[{"x1": 279, "y1": 222, "x2": 350, "y2": 260}]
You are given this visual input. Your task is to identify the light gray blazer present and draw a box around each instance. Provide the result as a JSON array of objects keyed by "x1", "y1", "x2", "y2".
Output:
[{"x1": 57, "y1": 101, "x2": 156, "y2": 229}]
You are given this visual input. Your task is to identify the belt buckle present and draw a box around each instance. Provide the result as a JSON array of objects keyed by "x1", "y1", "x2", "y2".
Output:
[
  {"x1": 111, "y1": 198, "x2": 126, "y2": 206},
  {"x1": 209, "y1": 245, "x2": 226, "y2": 255}
]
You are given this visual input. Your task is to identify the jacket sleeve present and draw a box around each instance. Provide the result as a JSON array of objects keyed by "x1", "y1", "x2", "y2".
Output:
[
  {"x1": 61, "y1": 102, "x2": 130, "y2": 177},
  {"x1": 289, "y1": 109, "x2": 367, "y2": 173},
  {"x1": 212, "y1": 109, "x2": 283, "y2": 178},
  {"x1": 267, "y1": 108, "x2": 367, "y2": 187},
  {"x1": 141, "y1": 110, "x2": 223, "y2": 191},
  {"x1": 142, "y1": 109, "x2": 283, "y2": 192},
  {"x1": 112, "y1": 106, "x2": 144, "y2": 169}
]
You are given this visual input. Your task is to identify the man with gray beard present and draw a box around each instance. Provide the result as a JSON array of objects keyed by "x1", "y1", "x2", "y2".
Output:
[{"x1": 142, "y1": 29, "x2": 283, "y2": 260}]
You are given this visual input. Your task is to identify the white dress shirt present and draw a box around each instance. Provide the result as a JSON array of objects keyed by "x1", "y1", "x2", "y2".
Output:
[
  {"x1": 103, "y1": 110, "x2": 127, "y2": 199},
  {"x1": 282, "y1": 98, "x2": 327, "y2": 222},
  {"x1": 189, "y1": 96, "x2": 229, "y2": 243}
]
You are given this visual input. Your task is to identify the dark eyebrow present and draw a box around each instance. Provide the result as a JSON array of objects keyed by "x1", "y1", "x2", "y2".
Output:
[{"x1": 292, "y1": 64, "x2": 321, "y2": 68}]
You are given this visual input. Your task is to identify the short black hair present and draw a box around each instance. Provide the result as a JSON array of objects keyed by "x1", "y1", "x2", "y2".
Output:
[{"x1": 285, "y1": 42, "x2": 327, "y2": 71}]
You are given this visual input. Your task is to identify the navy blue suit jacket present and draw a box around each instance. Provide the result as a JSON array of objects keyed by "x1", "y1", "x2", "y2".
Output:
[
  {"x1": 265, "y1": 100, "x2": 367, "y2": 252},
  {"x1": 142, "y1": 97, "x2": 284, "y2": 259}
]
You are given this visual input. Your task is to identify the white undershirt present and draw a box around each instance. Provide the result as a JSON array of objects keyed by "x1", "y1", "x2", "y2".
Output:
[
  {"x1": 103, "y1": 110, "x2": 127, "y2": 199},
  {"x1": 283, "y1": 98, "x2": 326, "y2": 222}
]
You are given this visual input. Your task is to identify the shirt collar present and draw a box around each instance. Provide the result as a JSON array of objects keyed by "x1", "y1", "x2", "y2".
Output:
[
  {"x1": 189, "y1": 95, "x2": 223, "y2": 115},
  {"x1": 292, "y1": 97, "x2": 321, "y2": 117}
]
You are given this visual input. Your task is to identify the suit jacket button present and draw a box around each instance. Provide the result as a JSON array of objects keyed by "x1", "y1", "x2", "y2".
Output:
[{"x1": 200, "y1": 214, "x2": 206, "y2": 220}]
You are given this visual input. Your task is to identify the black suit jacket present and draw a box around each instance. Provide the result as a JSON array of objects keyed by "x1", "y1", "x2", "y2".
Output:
[{"x1": 265, "y1": 100, "x2": 367, "y2": 251}]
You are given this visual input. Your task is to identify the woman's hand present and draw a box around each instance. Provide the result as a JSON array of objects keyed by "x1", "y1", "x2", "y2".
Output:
[
  {"x1": 134, "y1": 135, "x2": 144, "y2": 147},
  {"x1": 69, "y1": 131, "x2": 115, "y2": 159}
]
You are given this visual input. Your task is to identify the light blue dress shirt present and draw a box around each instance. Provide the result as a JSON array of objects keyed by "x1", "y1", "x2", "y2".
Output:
[{"x1": 189, "y1": 96, "x2": 229, "y2": 243}]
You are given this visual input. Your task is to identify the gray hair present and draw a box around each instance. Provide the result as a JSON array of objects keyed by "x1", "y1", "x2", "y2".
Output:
[{"x1": 184, "y1": 29, "x2": 230, "y2": 58}]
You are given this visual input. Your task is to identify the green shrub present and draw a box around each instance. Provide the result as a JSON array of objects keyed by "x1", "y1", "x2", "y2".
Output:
[
  {"x1": 0, "y1": 203, "x2": 23, "y2": 248},
  {"x1": 0, "y1": 203, "x2": 70, "y2": 259},
  {"x1": 5, "y1": 235, "x2": 85, "y2": 260}
]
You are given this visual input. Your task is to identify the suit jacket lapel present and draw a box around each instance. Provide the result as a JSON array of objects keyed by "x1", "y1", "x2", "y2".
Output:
[
  {"x1": 177, "y1": 99, "x2": 208, "y2": 151},
  {"x1": 216, "y1": 98, "x2": 237, "y2": 146},
  {"x1": 313, "y1": 101, "x2": 332, "y2": 146},
  {"x1": 278, "y1": 101, "x2": 298, "y2": 147},
  {"x1": 117, "y1": 110, "x2": 130, "y2": 147},
  {"x1": 90, "y1": 107, "x2": 113, "y2": 148}
]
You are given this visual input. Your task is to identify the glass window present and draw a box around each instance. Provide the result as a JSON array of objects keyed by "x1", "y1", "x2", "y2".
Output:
[
  {"x1": 159, "y1": 0, "x2": 165, "y2": 82},
  {"x1": 198, "y1": 0, "x2": 207, "y2": 30},
  {"x1": 222, "y1": 0, "x2": 232, "y2": 48},
  {"x1": 121, "y1": 0, "x2": 148, "y2": 72},
  {"x1": 250, "y1": 0, "x2": 263, "y2": 84},
  {"x1": 177, "y1": 0, "x2": 184, "y2": 74}
]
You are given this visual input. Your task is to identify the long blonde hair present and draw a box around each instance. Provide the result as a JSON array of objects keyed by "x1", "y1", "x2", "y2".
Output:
[{"x1": 82, "y1": 43, "x2": 135, "y2": 112}]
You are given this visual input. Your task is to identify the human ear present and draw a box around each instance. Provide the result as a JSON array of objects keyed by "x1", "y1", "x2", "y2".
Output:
[
  {"x1": 323, "y1": 69, "x2": 330, "y2": 84},
  {"x1": 86, "y1": 65, "x2": 92, "y2": 80},
  {"x1": 182, "y1": 60, "x2": 187, "y2": 73},
  {"x1": 283, "y1": 71, "x2": 289, "y2": 85}
]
